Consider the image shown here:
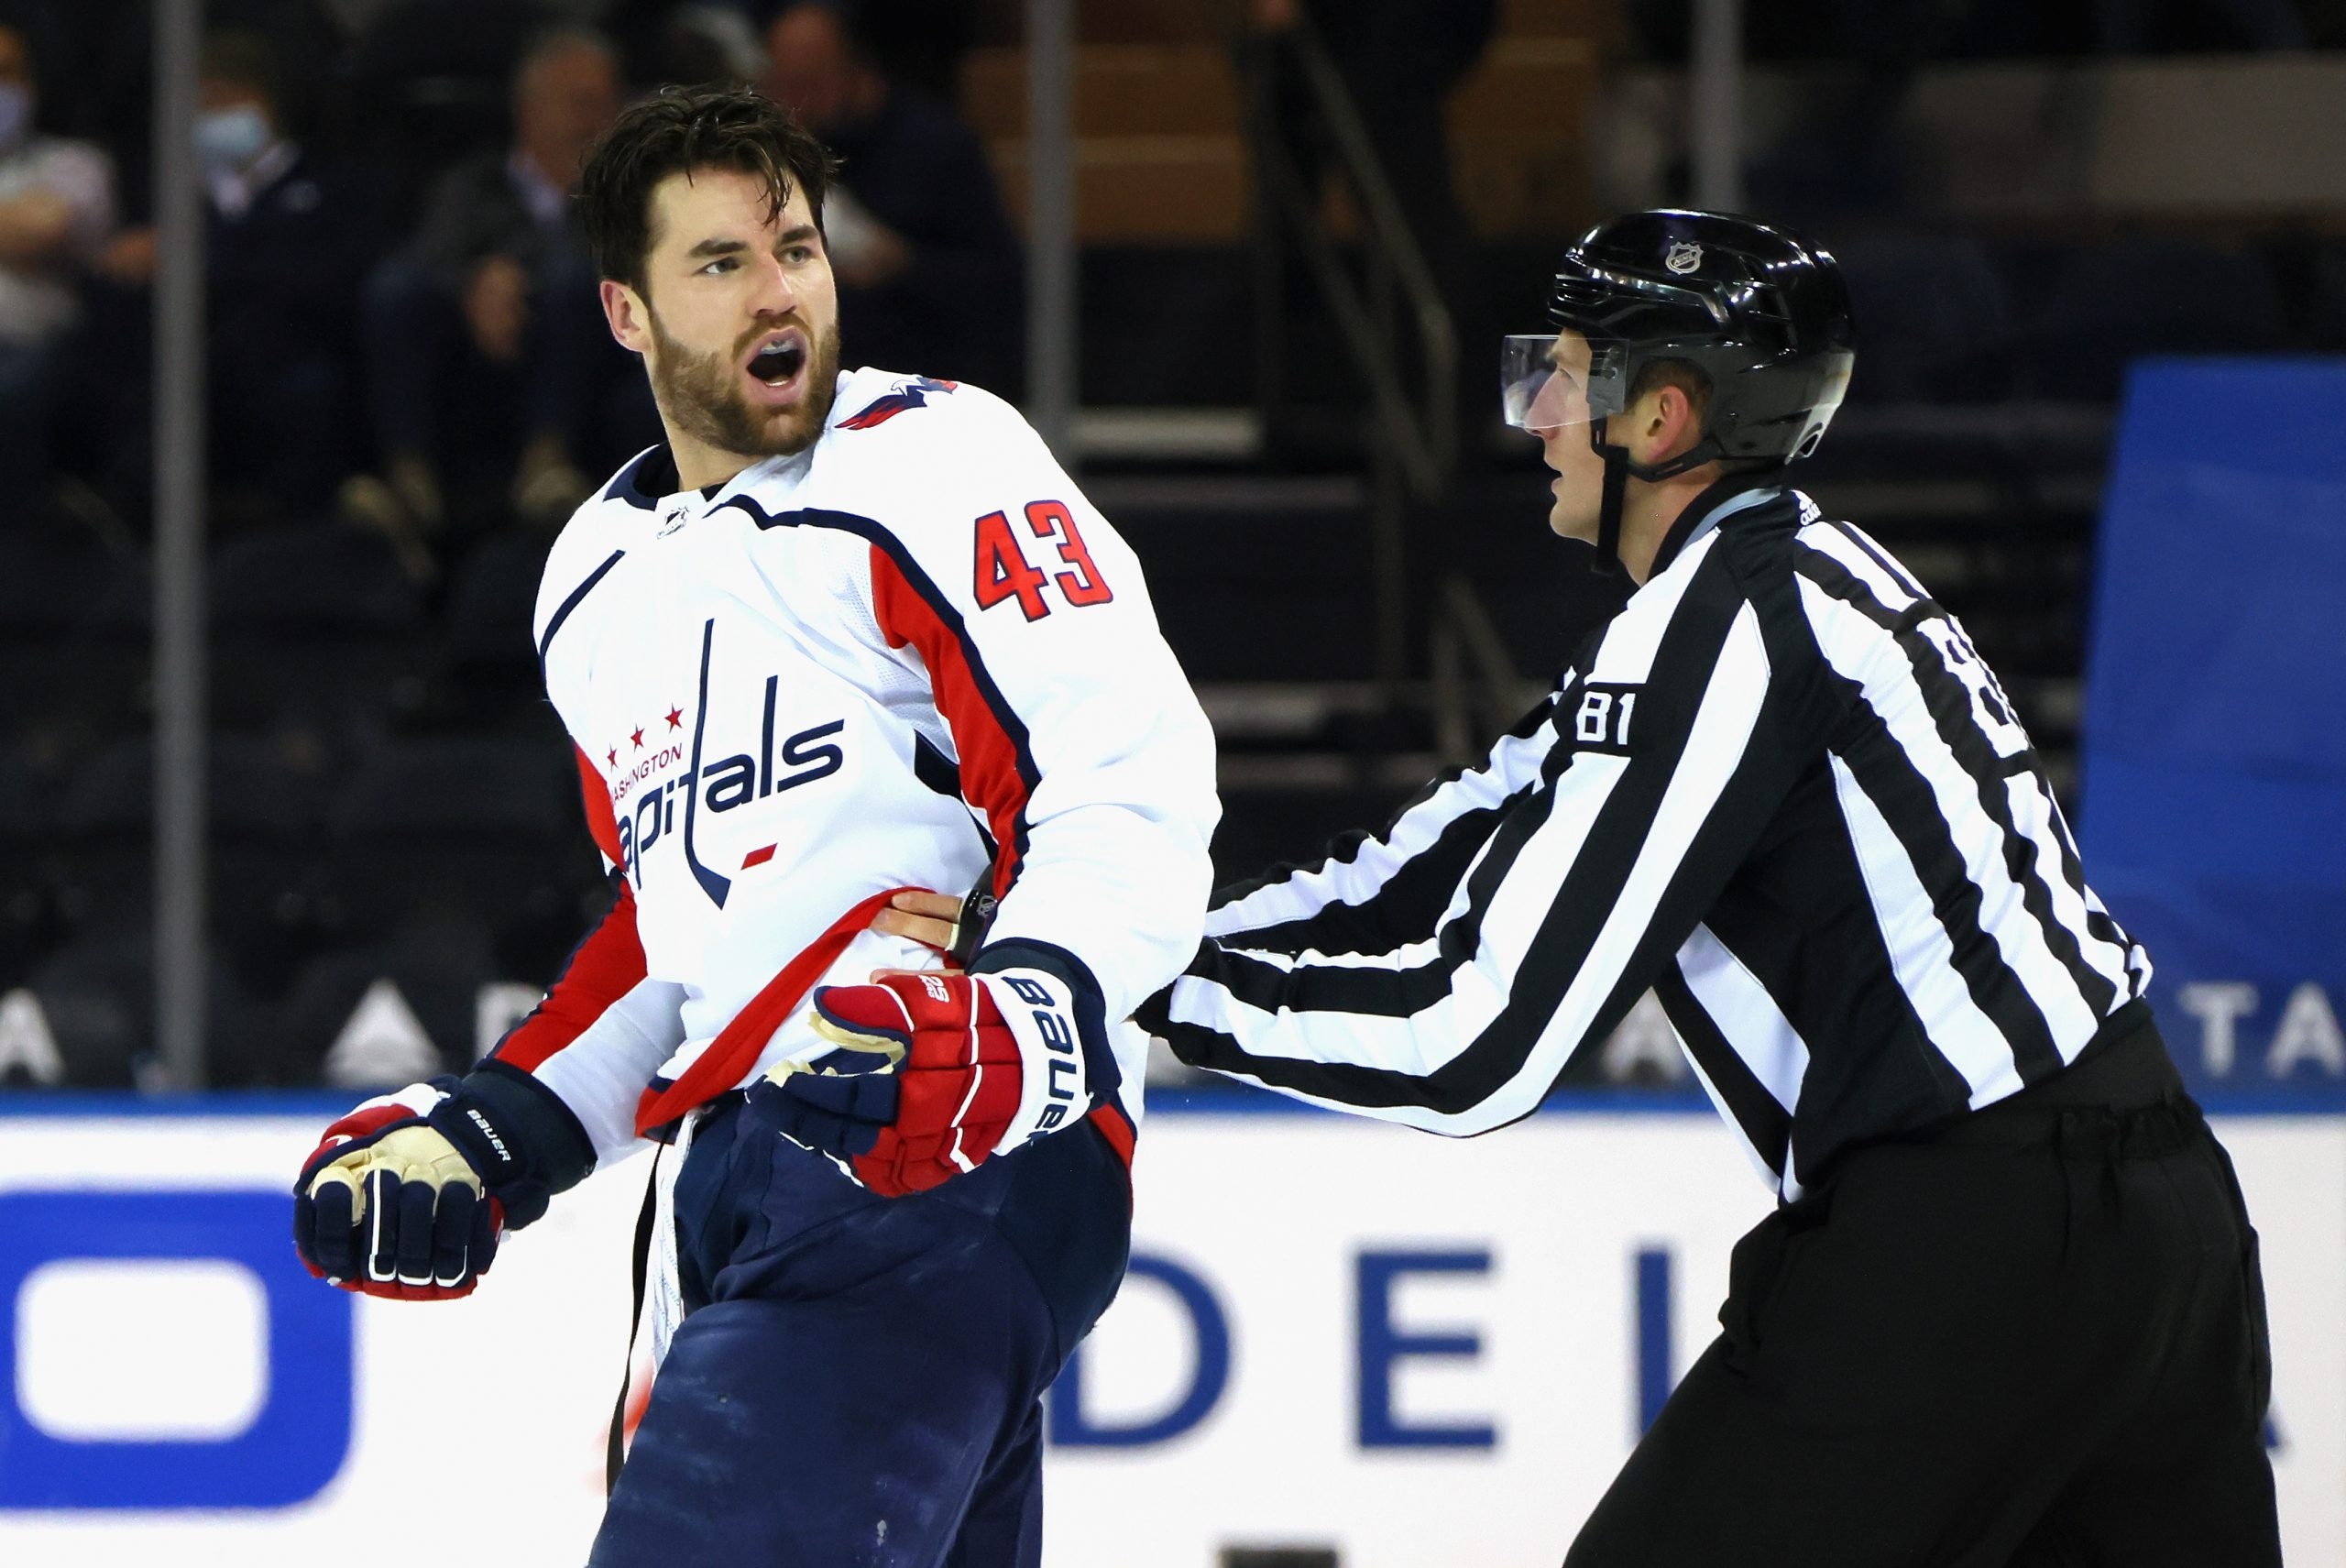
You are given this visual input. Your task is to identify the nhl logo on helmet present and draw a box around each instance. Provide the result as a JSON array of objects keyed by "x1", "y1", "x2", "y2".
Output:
[{"x1": 1665, "y1": 240, "x2": 1703, "y2": 275}]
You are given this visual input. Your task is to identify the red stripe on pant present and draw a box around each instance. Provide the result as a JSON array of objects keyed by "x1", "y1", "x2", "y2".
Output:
[{"x1": 1087, "y1": 1102, "x2": 1135, "y2": 1169}]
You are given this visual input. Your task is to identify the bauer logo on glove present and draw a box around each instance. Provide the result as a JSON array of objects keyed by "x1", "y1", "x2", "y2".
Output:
[
  {"x1": 752, "y1": 964, "x2": 1105, "y2": 1198},
  {"x1": 997, "y1": 973, "x2": 1082, "y2": 1133},
  {"x1": 290, "y1": 1064, "x2": 596, "y2": 1301}
]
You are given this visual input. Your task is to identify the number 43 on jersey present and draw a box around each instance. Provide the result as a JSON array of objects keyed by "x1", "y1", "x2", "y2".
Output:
[{"x1": 974, "y1": 500, "x2": 1114, "y2": 621}]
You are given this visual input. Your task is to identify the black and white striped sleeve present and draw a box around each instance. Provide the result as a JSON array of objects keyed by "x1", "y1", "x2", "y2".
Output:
[
  {"x1": 1144, "y1": 533, "x2": 1810, "y2": 1135},
  {"x1": 1200, "y1": 694, "x2": 1562, "y2": 961}
]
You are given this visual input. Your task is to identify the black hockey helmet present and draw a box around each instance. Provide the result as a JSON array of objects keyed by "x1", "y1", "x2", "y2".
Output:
[
  {"x1": 1507, "y1": 209, "x2": 1856, "y2": 470},
  {"x1": 1501, "y1": 209, "x2": 1856, "y2": 571}
]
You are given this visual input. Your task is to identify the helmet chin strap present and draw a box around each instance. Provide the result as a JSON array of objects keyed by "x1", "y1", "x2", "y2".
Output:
[
  {"x1": 1588, "y1": 416, "x2": 1727, "y2": 576},
  {"x1": 1595, "y1": 437, "x2": 1629, "y2": 578}
]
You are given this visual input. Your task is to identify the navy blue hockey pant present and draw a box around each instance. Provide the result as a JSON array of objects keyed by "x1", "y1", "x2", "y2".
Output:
[{"x1": 588, "y1": 1091, "x2": 1132, "y2": 1568}]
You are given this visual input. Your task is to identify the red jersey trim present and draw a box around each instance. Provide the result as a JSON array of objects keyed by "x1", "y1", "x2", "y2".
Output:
[
  {"x1": 698, "y1": 499, "x2": 1044, "y2": 898},
  {"x1": 494, "y1": 880, "x2": 648, "y2": 1071},
  {"x1": 632, "y1": 885, "x2": 920, "y2": 1135},
  {"x1": 838, "y1": 377, "x2": 959, "y2": 431},
  {"x1": 574, "y1": 744, "x2": 627, "y2": 865},
  {"x1": 867, "y1": 540, "x2": 1039, "y2": 898},
  {"x1": 493, "y1": 751, "x2": 647, "y2": 1071}
]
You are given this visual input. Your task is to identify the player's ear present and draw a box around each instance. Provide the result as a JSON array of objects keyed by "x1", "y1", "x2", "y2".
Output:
[{"x1": 602, "y1": 279, "x2": 652, "y2": 356}]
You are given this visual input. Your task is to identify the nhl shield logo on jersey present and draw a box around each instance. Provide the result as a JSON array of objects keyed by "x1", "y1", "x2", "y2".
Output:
[{"x1": 1665, "y1": 241, "x2": 1704, "y2": 275}]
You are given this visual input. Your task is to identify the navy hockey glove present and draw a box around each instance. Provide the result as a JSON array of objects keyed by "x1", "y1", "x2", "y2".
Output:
[
  {"x1": 757, "y1": 958, "x2": 1115, "y2": 1198},
  {"x1": 291, "y1": 1062, "x2": 594, "y2": 1300}
]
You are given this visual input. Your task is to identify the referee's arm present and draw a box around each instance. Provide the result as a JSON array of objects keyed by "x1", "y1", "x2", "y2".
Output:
[
  {"x1": 1200, "y1": 692, "x2": 1562, "y2": 962},
  {"x1": 1145, "y1": 545, "x2": 1805, "y2": 1135}
]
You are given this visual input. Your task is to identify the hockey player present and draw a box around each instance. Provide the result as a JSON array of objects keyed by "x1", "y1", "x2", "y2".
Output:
[
  {"x1": 289, "y1": 85, "x2": 1217, "y2": 1565},
  {"x1": 1112, "y1": 213, "x2": 2272, "y2": 1563}
]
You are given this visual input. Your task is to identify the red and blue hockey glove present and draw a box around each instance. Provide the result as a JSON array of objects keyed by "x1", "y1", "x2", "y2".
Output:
[
  {"x1": 291, "y1": 1062, "x2": 595, "y2": 1300},
  {"x1": 757, "y1": 959, "x2": 1113, "y2": 1198}
]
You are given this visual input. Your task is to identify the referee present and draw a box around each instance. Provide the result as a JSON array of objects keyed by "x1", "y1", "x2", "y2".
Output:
[{"x1": 1137, "y1": 211, "x2": 2280, "y2": 1565}]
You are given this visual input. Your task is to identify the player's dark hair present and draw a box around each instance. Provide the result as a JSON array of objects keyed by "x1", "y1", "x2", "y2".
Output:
[{"x1": 578, "y1": 83, "x2": 839, "y2": 298}]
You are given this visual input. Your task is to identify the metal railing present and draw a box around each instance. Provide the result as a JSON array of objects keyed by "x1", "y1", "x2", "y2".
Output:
[
  {"x1": 1237, "y1": 20, "x2": 1456, "y2": 691},
  {"x1": 1237, "y1": 20, "x2": 1523, "y2": 762},
  {"x1": 1429, "y1": 578, "x2": 1548, "y2": 769}
]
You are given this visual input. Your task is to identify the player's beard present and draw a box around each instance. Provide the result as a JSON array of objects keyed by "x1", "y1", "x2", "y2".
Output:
[{"x1": 647, "y1": 310, "x2": 843, "y2": 463}]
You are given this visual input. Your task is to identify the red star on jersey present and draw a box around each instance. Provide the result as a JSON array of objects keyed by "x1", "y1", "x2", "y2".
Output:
[
  {"x1": 664, "y1": 705, "x2": 685, "y2": 731},
  {"x1": 606, "y1": 746, "x2": 617, "y2": 767},
  {"x1": 630, "y1": 726, "x2": 646, "y2": 750}
]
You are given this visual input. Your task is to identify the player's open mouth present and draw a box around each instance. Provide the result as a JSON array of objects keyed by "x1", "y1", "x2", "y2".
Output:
[{"x1": 744, "y1": 331, "x2": 808, "y2": 400}]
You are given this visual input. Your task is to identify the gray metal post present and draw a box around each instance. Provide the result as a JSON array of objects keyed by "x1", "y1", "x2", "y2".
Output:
[
  {"x1": 153, "y1": 0, "x2": 207, "y2": 1088},
  {"x1": 1689, "y1": 0, "x2": 1745, "y2": 212},
  {"x1": 1025, "y1": 0, "x2": 1077, "y2": 463},
  {"x1": 1366, "y1": 247, "x2": 1405, "y2": 691}
]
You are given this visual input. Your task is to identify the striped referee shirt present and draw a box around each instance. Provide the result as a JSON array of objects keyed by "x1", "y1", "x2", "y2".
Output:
[{"x1": 1141, "y1": 480, "x2": 2152, "y2": 1199}]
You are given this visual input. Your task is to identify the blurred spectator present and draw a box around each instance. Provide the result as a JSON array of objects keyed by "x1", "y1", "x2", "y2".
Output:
[
  {"x1": 1629, "y1": 0, "x2": 2309, "y2": 59},
  {"x1": 346, "y1": 27, "x2": 638, "y2": 560},
  {"x1": 100, "y1": 29, "x2": 374, "y2": 529},
  {"x1": 2094, "y1": 0, "x2": 2309, "y2": 49},
  {"x1": 0, "y1": 19, "x2": 113, "y2": 489},
  {"x1": 850, "y1": 0, "x2": 974, "y2": 106},
  {"x1": 604, "y1": 0, "x2": 767, "y2": 89},
  {"x1": 319, "y1": 0, "x2": 401, "y2": 34},
  {"x1": 1741, "y1": 1, "x2": 1967, "y2": 219},
  {"x1": 764, "y1": 1, "x2": 1022, "y2": 389},
  {"x1": 345, "y1": 0, "x2": 552, "y2": 244}
]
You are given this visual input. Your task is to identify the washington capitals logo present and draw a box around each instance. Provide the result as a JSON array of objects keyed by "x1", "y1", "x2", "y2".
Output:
[
  {"x1": 839, "y1": 376, "x2": 959, "y2": 430},
  {"x1": 613, "y1": 619, "x2": 850, "y2": 905}
]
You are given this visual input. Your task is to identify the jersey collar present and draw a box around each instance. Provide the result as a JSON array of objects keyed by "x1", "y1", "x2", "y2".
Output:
[
  {"x1": 602, "y1": 441, "x2": 817, "y2": 519},
  {"x1": 1647, "y1": 470, "x2": 1790, "y2": 576},
  {"x1": 603, "y1": 447, "x2": 674, "y2": 511},
  {"x1": 605, "y1": 372, "x2": 857, "y2": 516}
]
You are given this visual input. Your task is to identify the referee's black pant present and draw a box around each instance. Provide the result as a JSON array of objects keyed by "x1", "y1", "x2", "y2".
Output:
[{"x1": 1567, "y1": 1013, "x2": 2280, "y2": 1568}]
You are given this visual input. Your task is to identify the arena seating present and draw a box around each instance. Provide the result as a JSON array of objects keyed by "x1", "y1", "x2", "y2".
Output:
[{"x1": 1, "y1": 2, "x2": 2336, "y2": 1088}]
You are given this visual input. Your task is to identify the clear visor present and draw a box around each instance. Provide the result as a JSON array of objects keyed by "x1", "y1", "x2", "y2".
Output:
[{"x1": 1499, "y1": 333, "x2": 1596, "y2": 433}]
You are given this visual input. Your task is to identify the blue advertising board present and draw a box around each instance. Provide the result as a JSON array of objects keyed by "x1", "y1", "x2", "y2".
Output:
[
  {"x1": 0, "y1": 1187, "x2": 354, "y2": 1509},
  {"x1": 2080, "y1": 357, "x2": 2346, "y2": 1102}
]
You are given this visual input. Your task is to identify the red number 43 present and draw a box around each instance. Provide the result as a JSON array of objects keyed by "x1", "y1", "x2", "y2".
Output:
[{"x1": 973, "y1": 500, "x2": 1114, "y2": 621}]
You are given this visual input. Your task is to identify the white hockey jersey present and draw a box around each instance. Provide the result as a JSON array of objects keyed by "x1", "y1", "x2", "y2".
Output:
[{"x1": 499, "y1": 368, "x2": 1219, "y2": 1163}]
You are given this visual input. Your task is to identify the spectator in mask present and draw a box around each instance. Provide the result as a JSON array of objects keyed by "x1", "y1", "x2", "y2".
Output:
[
  {"x1": 104, "y1": 29, "x2": 374, "y2": 528},
  {"x1": 763, "y1": 1, "x2": 1021, "y2": 390},
  {"x1": 0, "y1": 20, "x2": 114, "y2": 493}
]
